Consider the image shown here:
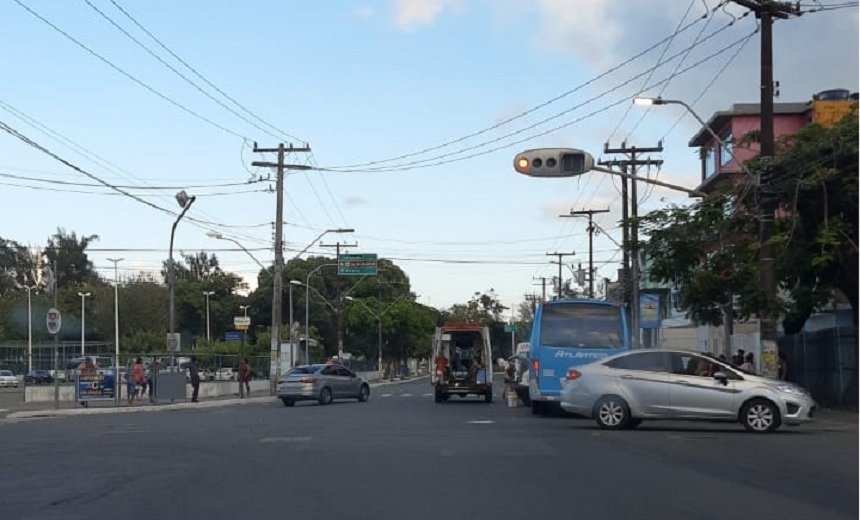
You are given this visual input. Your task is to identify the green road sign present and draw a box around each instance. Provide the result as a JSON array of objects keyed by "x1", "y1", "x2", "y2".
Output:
[
  {"x1": 504, "y1": 323, "x2": 517, "y2": 333},
  {"x1": 338, "y1": 253, "x2": 378, "y2": 276}
]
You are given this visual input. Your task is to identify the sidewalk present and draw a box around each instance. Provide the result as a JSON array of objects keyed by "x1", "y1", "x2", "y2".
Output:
[{"x1": 0, "y1": 376, "x2": 428, "y2": 421}]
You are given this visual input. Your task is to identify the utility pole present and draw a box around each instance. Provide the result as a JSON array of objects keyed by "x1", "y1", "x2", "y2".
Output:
[
  {"x1": 252, "y1": 142, "x2": 311, "y2": 392},
  {"x1": 532, "y1": 276, "x2": 550, "y2": 302},
  {"x1": 599, "y1": 143, "x2": 663, "y2": 349},
  {"x1": 545, "y1": 252, "x2": 575, "y2": 298},
  {"x1": 729, "y1": 0, "x2": 799, "y2": 377},
  {"x1": 561, "y1": 208, "x2": 610, "y2": 298},
  {"x1": 319, "y1": 241, "x2": 357, "y2": 358}
]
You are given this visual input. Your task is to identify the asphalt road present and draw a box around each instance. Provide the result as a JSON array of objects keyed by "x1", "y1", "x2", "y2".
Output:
[{"x1": 0, "y1": 377, "x2": 856, "y2": 520}]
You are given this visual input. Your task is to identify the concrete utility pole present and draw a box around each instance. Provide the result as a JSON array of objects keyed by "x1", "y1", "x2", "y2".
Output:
[
  {"x1": 546, "y1": 252, "x2": 575, "y2": 298},
  {"x1": 532, "y1": 276, "x2": 550, "y2": 302},
  {"x1": 252, "y1": 142, "x2": 311, "y2": 392},
  {"x1": 319, "y1": 241, "x2": 357, "y2": 358},
  {"x1": 599, "y1": 144, "x2": 663, "y2": 349},
  {"x1": 561, "y1": 208, "x2": 610, "y2": 298},
  {"x1": 728, "y1": 0, "x2": 799, "y2": 377}
]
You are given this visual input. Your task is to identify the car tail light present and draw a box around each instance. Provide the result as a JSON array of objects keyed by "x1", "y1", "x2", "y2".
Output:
[
  {"x1": 299, "y1": 377, "x2": 317, "y2": 384},
  {"x1": 565, "y1": 369, "x2": 581, "y2": 381},
  {"x1": 532, "y1": 359, "x2": 540, "y2": 383}
]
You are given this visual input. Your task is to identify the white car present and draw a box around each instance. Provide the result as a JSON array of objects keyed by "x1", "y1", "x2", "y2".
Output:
[
  {"x1": 0, "y1": 370, "x2": 19, "y2": 388},
  {"x1": 560, "y1": 349, "x2": 816, "y2": 433}
]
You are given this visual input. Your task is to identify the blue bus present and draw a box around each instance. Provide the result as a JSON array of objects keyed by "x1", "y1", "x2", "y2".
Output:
[{"x1": 528, "y1": 299, "x2": 630, "y2": 415}]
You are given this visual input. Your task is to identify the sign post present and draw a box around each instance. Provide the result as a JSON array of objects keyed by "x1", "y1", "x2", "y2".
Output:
[{"x1": 46, "y1": 308, "x2": 62, "y2": 409}]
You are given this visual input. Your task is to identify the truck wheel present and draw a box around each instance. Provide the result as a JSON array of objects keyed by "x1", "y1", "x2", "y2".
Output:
[
  {"x1": 531, "y1": 401, "x2": 546, "y2": 416},
  {"x1": 434, "y1": 388, "x2": 445, "y2": 403}
]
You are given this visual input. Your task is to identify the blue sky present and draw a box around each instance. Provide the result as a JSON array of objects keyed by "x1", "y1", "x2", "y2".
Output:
[{"x1": 0, "y1": 0, "x2": 857, "y2": 312}]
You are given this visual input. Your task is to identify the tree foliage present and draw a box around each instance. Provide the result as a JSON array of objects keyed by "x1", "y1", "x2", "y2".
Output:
[{"x1": 640, "y1": 113, "x2": 858, "y2": 331}]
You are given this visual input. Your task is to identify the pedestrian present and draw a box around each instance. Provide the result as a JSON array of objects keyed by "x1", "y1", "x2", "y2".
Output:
[
  {"x1": 778, "y1": 351, "x2": 789, "y2": 380},
  {"x1": 237, "y1": 358, "x2": 251, "y2": 398},
  {"x1": 188, "y1": 356, "x2": 200, "y2": 402},
  {"x1": 740, "y1": 352, "x2": 755, "y2": 373},
  {"x1": 77, "y1": 357, "x2": 97, "y2": 408},
  {"x1": 131, "y1": 358, "x2": 145, "y2": 405}
]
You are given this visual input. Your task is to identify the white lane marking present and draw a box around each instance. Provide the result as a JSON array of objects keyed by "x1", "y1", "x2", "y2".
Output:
[
  {"x1": 467, "y1": 420, "x2": 495, "y2": 424},
  {"x1": 401, "y1": 393, "x2": 413, "y2": 397},
  {"x1": 381, "y1": 393, "x2": 393, "y2": 397},
  {"x1": 259, "y1": 436, "x2": 313, "y2": 443},
  {"x1": 422, "y1": 393, "x2": 432, "y2": 397}
]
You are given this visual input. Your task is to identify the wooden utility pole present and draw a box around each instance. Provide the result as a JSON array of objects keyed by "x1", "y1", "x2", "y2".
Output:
[
  {"x1": 599, "y1": 144, "x2": 663, "y2": 349},
  {"x1": 532, "y1": 276, "x2": 550, "y2": 302},
  {"x1": 546, "y1": 252, "x2": 575, "y2": 298},
  {"x1": 319, "y1": 241, "x2": 357, "y2": 359},
  {"x1": 729, "y1": 0, "x2": 799, "y2": 377},
  {"x1": 561, "y1": 208, "x2": 610, "y2": 298},
  {"x1": 252, "y1": 142, "x2": 311, "y2": 392}
]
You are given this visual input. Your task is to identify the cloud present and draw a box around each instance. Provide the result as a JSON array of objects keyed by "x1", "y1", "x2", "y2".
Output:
[
  {"x1": 343, "y1": 196, "x2": 367, "y2": 207},
  {"x1": 393, "y1": 0, "x2": 463, "y2": 31}
]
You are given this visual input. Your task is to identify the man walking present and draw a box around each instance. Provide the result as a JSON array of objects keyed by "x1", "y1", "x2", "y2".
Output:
[
  {"x1": 188, "y1": 356, "x2": 201, "y2": 403},
  {"x1": 237, "y1": 358, "x2": 251, "y2": 398}
]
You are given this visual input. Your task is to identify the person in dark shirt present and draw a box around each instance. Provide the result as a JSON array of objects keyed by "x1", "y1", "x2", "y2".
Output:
[{"x1": 188, "y1": 356, "x2": 200, "y2": 403}]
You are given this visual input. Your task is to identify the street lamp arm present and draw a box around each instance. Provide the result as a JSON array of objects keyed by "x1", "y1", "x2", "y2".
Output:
[
  {"x1": 291, "y1": 228, "x2": 355, "y2": 260},
  {"x1": 590, "y1": 164, "x2": 705, "y2": 197},
  {"x1": 304, "y1": 284, "x2": 337, "y2": 313},
  {"x1": 379, "y1": 293, "x2": 410, "y2": 317}
]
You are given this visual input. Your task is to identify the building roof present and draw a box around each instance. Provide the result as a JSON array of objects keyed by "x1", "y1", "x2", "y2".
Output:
[{"x1": 688, "y1": 102, "x2": 809, "y2": 146}]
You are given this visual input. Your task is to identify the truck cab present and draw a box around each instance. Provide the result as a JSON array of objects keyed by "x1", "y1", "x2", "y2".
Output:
[{"x1": 431, "y1": 322, "x2": 493, "y2": 403}]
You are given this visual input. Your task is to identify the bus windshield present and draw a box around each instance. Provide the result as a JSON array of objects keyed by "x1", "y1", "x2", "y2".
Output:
[{"x1": 539, "y1": 303, "x2": 624, "y2": 349}]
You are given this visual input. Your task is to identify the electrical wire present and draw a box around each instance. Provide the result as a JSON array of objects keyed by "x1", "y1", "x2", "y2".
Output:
[{"x1": 0, "y1": 171, "x2": 267, "y2": 190}]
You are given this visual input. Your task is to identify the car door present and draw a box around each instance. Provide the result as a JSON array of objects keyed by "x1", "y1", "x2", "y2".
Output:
[
  {"x1": 668, "y1": 353, "x2": 738, "y2": 418},
  {"x1": 603, "y1": 352, "x2": 672, "y2": 416},
  {"x1": 320, "y1": 365, "x2": 341, "y2": 396},
  {"x1": 336, "y1": 367, "x2": 359, "y2": 397}
]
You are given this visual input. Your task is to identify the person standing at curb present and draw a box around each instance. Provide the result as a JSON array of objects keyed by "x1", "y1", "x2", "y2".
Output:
[
  {"x1": 188, "y1": 356, "x2": 200, "y2": 403},
  {"x1": 130, "y1": 358, "x2": 145, "y2": 406},
  {"x1": 237, "y1": 358, "x2": 251, "y2": 398}
]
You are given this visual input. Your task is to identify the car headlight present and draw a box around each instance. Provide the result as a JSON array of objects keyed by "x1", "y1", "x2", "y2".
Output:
[{"x1": 776, "y1": 384, "x2": 806, "y2": 396}]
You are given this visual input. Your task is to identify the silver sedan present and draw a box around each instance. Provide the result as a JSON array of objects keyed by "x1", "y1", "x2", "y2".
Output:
[
  {"x1": 276, "y1": 364, "x2": 370, "y2": 407},
  {"x1": 559, "y1": 349, "x2": 816, "y2": 433}
]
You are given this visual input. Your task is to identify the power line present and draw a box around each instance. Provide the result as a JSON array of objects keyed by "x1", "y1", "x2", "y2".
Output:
[
  {"x1": 13, "y1": 0, "x2": 249, "y2": 140},
  {"x1": 0, "y1": 171, "x2": 267, "y2": 190},
  {"x1": 318, "y1": 22, "x2": 749, "y2": 174},
  {"x1": 107, "y1": 0, "x2": 305, "y2": 143},
  {"x1": 324, "y1": 12, "x2": 713, "y2": 170}
]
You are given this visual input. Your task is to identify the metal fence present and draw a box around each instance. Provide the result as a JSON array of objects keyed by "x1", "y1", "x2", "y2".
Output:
[{"x1": 779, "y1": 326, "x2": 858, "y2": 407}]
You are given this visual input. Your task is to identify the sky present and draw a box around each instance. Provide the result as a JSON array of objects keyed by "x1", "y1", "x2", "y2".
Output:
[{"x1": 0, "y1": 0, "x2": 857, "y2": 314}]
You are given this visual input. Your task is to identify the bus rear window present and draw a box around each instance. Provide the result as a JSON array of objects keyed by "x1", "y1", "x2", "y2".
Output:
[{"x1": 539, "y1": 304, "x2": 623, "y2": 349}]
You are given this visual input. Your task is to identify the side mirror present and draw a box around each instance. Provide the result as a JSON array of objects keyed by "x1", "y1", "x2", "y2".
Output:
[{"x1": 713, "y1": 371, "x2": 729, "y2": 385}]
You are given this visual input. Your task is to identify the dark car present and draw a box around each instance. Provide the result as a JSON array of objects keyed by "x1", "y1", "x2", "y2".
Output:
[{"x1": 24, "y1": 369, "x2": 54, "y2": 384}]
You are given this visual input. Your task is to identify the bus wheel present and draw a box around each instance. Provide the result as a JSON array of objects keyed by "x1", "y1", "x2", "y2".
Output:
[{"x1": 531, "y1": 401, "x2": 546, "y2": 416}]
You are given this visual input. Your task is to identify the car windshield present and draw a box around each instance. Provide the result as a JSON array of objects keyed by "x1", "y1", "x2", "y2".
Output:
[{"x1": 701, "y1": 353, "x2": 749, "y2": 376}]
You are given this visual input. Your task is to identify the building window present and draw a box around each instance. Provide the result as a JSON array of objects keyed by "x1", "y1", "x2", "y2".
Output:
[
  {"x1": 720, "y1": 130, "x2": 733, "y2": 167},
  {"x1": 702, "y1": 146, "x2": 717, "y2": 178}
]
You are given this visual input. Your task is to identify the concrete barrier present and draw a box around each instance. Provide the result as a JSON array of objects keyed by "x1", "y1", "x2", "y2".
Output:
[{"x1": 24, "y1": 379, "x2": 271, "y2": 403}]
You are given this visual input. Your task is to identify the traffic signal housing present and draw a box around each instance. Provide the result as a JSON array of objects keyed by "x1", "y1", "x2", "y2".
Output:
[{"x1": 513, "y1": 148, "x2": 594, "y2": 177}]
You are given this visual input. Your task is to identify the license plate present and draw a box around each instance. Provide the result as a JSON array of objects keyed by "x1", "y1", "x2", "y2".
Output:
[{"x1": 542, "y1": 369, "x2": 555, "y2": 377}]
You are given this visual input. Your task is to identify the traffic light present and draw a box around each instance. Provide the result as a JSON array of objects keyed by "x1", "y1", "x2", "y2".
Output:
[{"x1": 513, "y1": 148, "x2": 594, "y2": 177}]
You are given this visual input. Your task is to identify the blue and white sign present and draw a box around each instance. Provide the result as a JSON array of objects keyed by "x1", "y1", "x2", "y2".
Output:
[{"x1": 639, "y1": 294, "x2": 662, "y2": 329}]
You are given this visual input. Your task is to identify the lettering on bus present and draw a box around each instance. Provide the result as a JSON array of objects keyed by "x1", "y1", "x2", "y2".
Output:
[{"x1": 553, "y1": 350, "x2": 609, "y2": 359}]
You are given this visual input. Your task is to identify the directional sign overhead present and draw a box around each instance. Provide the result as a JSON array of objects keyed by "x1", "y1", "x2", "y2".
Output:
[{"x1": 338, "y1": 253, "x2": 378, "y2": 276}]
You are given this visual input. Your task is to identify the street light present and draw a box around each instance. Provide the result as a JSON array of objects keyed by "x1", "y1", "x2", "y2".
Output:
[
  {"x1": 344, "y1": 294, "x2": 409, "y2": 375},
  {"x1": 304, "y1": 264, "x2": 338, "y2": 364},
  {"x1": 169, "y1": 190, "x2": 196, "y2": 364},
  {"x1": 202, "y1": 291, "x2": 215, "y2": 342},
  {"x1": 290, "y1": 228, "x2": 355, "y2": 260},
  {"x1": 239, "y1": 304, "x2": 251, "y2": 317},
  {"x1": 17, "y1": 284, "x2": 37, "y2": 372},
  {"x1": 106, "y1": 258, "x2": 123, "y2": 405},
  {"x1": 289, "y1": 280, "x2": 303, "y2": 364},
  {"x1": 633, "y1": 97, "x2": 749, "y2": 176},
  {"x1": 77, "y1": 291, "x2": 91, "y2": 356},
  {"x1": 206, "y1": 231, "x2": 267, "y2": 271}
]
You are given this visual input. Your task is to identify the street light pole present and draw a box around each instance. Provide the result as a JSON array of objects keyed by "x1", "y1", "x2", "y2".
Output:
[
  {"x1": 17, "y1": 284, "x2": 36, "y2": 372},
  {"x1": 77, "y1": 292, "x2": 91, "y2": 356},
  {"x1": 202, "y1": 291, "x2": 215, "y2": 342},
  {"x1": 106, "y1": 258, "x2": 123, "y2": 405},
  {"x1": 305, "y1": 263, "x2": 338, "y2": 363},
  {"x1": 169, "y1": 191, "x2": 196, "y2": 368},
  {"x1": 289, "y1": 280, "x2": 302, "y2": 365},
  {"x1": 345, "y1": 294, "x2": 409, "y2": 376}
]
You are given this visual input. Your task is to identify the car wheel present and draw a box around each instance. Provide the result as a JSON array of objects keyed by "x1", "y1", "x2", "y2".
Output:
[
  {"x1": 318, "y1": 387, "x2": 333, "y2": 405},
  {"x1": 741, "y1": 398, "x2": 781, "y2": 433},
  {"x1": 484, "y1": 390, "x2": 493, "y2": 403},
  {"x1": 357, "y1": 384, "x2": 370, "y2": 402},
  {"x1": 281, "y1": 398, "x2": 295, "y2": 407},
  {"x1": 593, "y1": 396, "x2": 630, "y2": 430}
]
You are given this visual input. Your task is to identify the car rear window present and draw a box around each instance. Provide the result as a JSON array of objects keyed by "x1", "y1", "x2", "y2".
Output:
[{"x1": 287, "y1": 366, "x2": 319, "y2": 375}]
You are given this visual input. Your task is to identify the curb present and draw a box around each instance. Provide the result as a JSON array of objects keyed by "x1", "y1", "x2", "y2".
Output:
[{"x1": 4, "y1": 376, "x2": 430, "y2": 420}]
